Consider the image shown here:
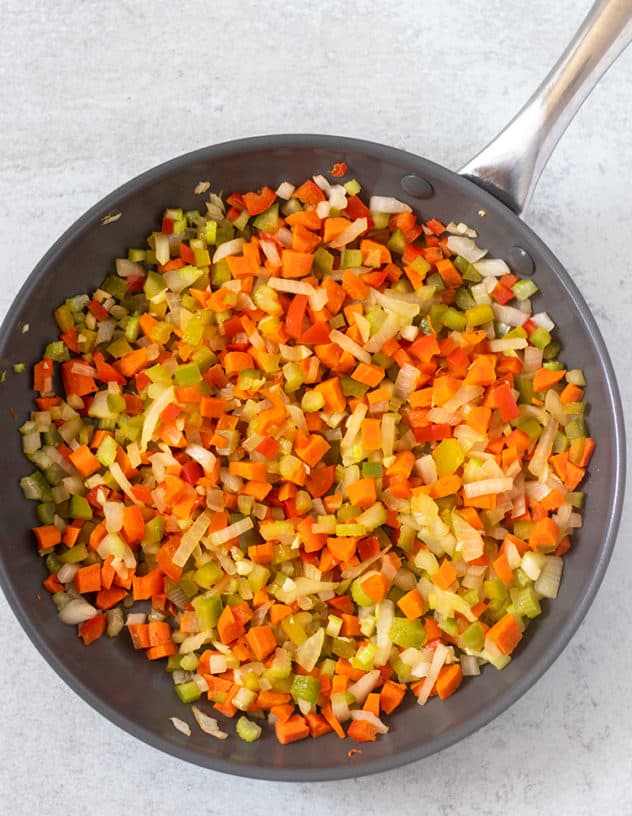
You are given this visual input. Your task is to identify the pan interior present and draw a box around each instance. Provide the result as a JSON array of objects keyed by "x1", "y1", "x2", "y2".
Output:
[{"x1": 0, "y1": 135, "x2": 624, "y2": 781}]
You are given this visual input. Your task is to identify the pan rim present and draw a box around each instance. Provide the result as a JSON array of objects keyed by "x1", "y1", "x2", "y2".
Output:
[{"x1": 0, "y1": 133, "x2": 625, "y2": 781}]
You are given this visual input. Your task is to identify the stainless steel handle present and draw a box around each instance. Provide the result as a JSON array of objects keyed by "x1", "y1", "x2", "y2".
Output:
[{"x1": 459, "y1": 0, "x2": 632, "y2": 214}]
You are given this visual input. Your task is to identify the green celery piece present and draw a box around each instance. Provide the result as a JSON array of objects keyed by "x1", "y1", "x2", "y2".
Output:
[
  {"x1": 341, "y1": 248, "x2": 363, "y2": 268},
  {"x1": 351, "y1": 642, "x2": 377, "y2": 672},
  {"x1": 517, "y1": 416, "x2": 541, "y2": 440},
  {"x1": 211, "y1": 260, "x2": 231, "y2": 287},
  {"x1": 313, "y1": 247, "x2": 334, "y2": 275},
  {"x1": 192, "y1": 594, "x2": 223, "y2": 631},
  {"x1": 166, "y1": 654, "x2": 184, "y2": 672},
  {"x1": 290, "y1": 674, "x2": 320, "y2": 705},
  {"x1": 362, "y1": 461, "x2": 383, "y2": 478},
  {"x1": 142, "y1": 515, "x2": 165, "y2": 550},
  {"x1": 180, "y1": 653, "x2": 199, "y2": 672},
  {"x1": 341, "y1": 377, "x2": 369, "y2": 398},
  {"x1": 410, "y1": 255, "x2": 431, "y2": 277},
  {"x1": 232, "y1": 209, "x2": 249, "y2": 232},
  {"x1": 194, "y1": 561, "x2": 223, "y2": 589},
  {"x1": 146, "y1": 363, "x2": 172, "y2": 384},
  {"x1": 44, "y1": 341, "x2": 68, "y2": 362},
  {"x1": 512, "y1": 279, "x2": 539, "y2": 301},
  {"x1": 107, "y1": 393, "x2": 126, "y2": 414},
  {"x1": 388, "y1": 618, "x2": 426, "y2": 649},
  {"x1": 266, "y1": 648, "x2": 292, "y2": 679},
  {"x1": 344, "y1": 179, "x2": 361, "y2": 195},
  {"x1": 253, "y1": 203, "x2": 279, "y2": 232},
  {"x1": 69, "y1": 494, "x2": 93, "y2": 521},
  {"x1": 465, "y1": 303, "x2": 494, "y2": 328},
  {"x1": 529, "y1": 327, "x2": 551, "y2": 349},
  {"x1": 281, "y1": 615, "x2": 308, "y2": 646},
  {"x1": 236, "y1": 716, "x2": 262, "y2": 743},
  {"x1": 302, "y1": 391, "x2": 325, "y2": 412},
  {"x1": 144, "y1": 270, "x2": 167, "y2": 300},
  {"x1": 386, "y1": 229, "x2": 406, "y2": 255},
  {"x1": 510, "y1": 586, "x2": 542, "y2": 619},
  {"x1": 60, "y1": 543, "x2": 89, "y2": 564},
  {"x1": 438, "y1": 617, "x2": 458, "y2": 637},
  {"x1": 101, "y1": 275, "x2": 128, "y2": 302},
  {"x1": 20, "y1": 472, "x2": 53, "y2": 502},
  {"x1": 95, "y1": 436, "x2": 118, "y2": 470},
  {"x1": 454, "y1": 287, "x2": 476, "y2": 311},
  {"x1": 247, "y1": 563, "x2": 271, "y2": 593},
  {"x1": 331, "y1": 637, "x2": 356, "y2": 659},
  {"x1": 454, "y1": 255, "x2": 482, "y2": 282},
  {"x1": 442, "y1": 307, "x2": 467, "y2": 331},
  {"x1": 175, "y1": 681, "x2": 201, "y2": 704},
  {"x1": 484, "y1": 578, "x2": 509, "y2": 604},
  {"x1": 542, "y1": 342, "x2": 561, "y2": 361},
  {"x1": 426, "y1": 272, "x2": 445, "y2": 291},
  {"x1": 127, "y1": 248, "x2": 146, "y2": 262},
  {"x1": 566, "y1": 418, "x2": 586, "y2": 440},
  {"x1": 54, "y1": 304, "x2": 75, "y2": 332},
  {"x1": 125, "y1": 315, "x2": 140, "y2": 343},
  {"x1": 174, "y1": 362, "x2": 202, "y2": 386},
  {"x1": 204, "y1": 220, "x2": 218, "y2": 245},
  {"x1": 106, "y1": 336, "x2": 133, "y2": 359},
  {"x1": 216, "y1": 222, "x2": 235, "y2": 244},
  {"x1": 462, "y1": 621, "x2": 485, "y2": 651},
  {"x1": 180, "y1": 571, "x2": 199, "y2": 599},
  {"x1": 371, "y1": 212, "x2": 389, "y2": 229},
  {"x1": 36, "y1": 502, "x2": 56, "y2": 524},
  {"x1": 45, "y1": 553, "x2": 63, "y2": 573},
  {"x1": 429, "y1": 303, "x2": 448, "y2": 329}
]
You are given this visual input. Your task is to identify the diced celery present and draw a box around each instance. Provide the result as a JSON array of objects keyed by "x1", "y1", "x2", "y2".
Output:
[
  {"x1": 454, "y1": 256, "x2": 482, "y2": 282},
  {"x1": 60, "y1": 543, "x2": 89, "y2": 564},
  {"x1": 281, "y1": 615, "x2": 308, "y2": 646},
  {"x1": 351, "y1": 642, "x2": 377, "y2": 671},
  {"x1": 511, "y1": 279, "x2": 539, "y2": 301},
  {"x1": 192, "y1": 594, "x2": 223, "y2": 631},
  {"x1": 530, "y1": 327, "x2": 551, "y2": 349},
  {"x1": 69, "y1": 494, "x2": 93, "y2": 520},
  {"x1": 465, "y1": 304, "x2": 494, "y2": 328},
  {"x1": 175, "y1": 681, "x2": 201, "y2": 704},
  {"x1": 510, "y1": 586, "x2": 542, "y2": 618},
  {"x1": 462, "y1": 621, "x2": 485, "y2": 651},
  {"x1": 388, "y1": 618, "x2": 426, "y2": 649},
  {"x1": 180, "y1": 653, "x2": 199, "y2": 672},
  {"x1": 313, "y1": 247, "x2": 334, "y2": 275},
  {"x1": 290, "y1": 674, "x2": 320, "y2": 704},
  {"x1": 236, "y1": 716, "x2": 262, "y2": 743},
  {"x1": 362, "y1": 461, "x2": 383, "y2": 478},
  {"x1": 174, "y1": 363, "x2": 202, "y2": 386},
  {"x1": 344, "y1": 179, "x2": 361, "y2": 195}
]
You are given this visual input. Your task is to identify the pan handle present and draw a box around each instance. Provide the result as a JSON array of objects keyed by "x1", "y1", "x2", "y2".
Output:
[{"x1": 459, "y1": 0, "x2": 632, "y2": 214}]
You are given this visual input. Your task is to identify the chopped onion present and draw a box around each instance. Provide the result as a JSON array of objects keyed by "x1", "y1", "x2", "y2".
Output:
[
  {"x1": 463, "y1": 477, "x2": 514, "y2": 499},
  {"x1": 259, "y1": 239, "x2": 281, "y2": 266},
  {"x1": 474, "y1": 258, "x2": 511, "y2": 277},
  {"x1": 394, "y1": 363, "x2": 420, "y2": 399},
  {"x1": 446, "y1": 235, "x2": 487, "y2": 263},
  {"x1": 488, "y1": 337, "x2": 528, "y2": 353},
  {"x1": 331, "y1": 692, "x2": 351, "y2": 723},
  {"x1": 330, "y1": 217, "x2": 368, "y2": 248},
  {"x1": 535, "y1": 556, "x2": 563, "y2": 599},
  {"x1": 528, "y1": 416, "x2": 557, "y2": 479},
  {"x1": 208, "y1": 517, "x2": 254, "y2": 548},
  {"x1": 365, "y1": 313, "x2": 403, "y2": 353},
  {"x1": 104, "y1": 501, "x2": 123, "y2": 533},
  {"x1": 115, "y1": 258, "x2": 144, "y2": 278},
  {"x1": 173, "y1": 509, "x2": 213, "y2": 567},
  {"x1": 58, "y1": 598, "x2": 98, "y2": 625},
  {"x1": 154, "y1": 233, "x2": 170, "y2": 265},
  {"x1": 191, "y1": 705, "x2": 229, "y2": 739},
  {"x1": 415, "y1": 454, "x2": 438, "y2": 485},
  {"x1": 269, "y1": 277, "x2": 316, "y2": 296},
  {"x1": 446, "y1": 221, "x2": 477, "y2": 238},
  {"x1": 295, "y1": 627, "x2": 325, "y2": 672},
  {"x1": 523, "y1": 345, "x2": 544, "y2": 375},
  {"x1": 275, "y1": 181, "x2": 295, "y2": 200},
  {"x1": 57, "y1": 563, "x2": 79, "y2": 584},
  {"x1": 329, "y1": 329, "x2": 371, "y2": 364},
  {"x1": 374, "y1": 600, "x2": 395, "y2": 666},
  {"x1": 140, "y1": 386, "x2": 175, "y2": 451},
  {"x1": 350, "y1": 709, "x2": 389, "y2": 734},
  {"x1": 212, "y1": 237, "x2": 244, "y2": 263},
  {"x1": 461, "y1": 655, "x2": 481, "y2": 676},
  {"x1": 369, "y1": 195, "x2": 411, "y2": 214},
  {"x1": 492, "y1": 303, "x2": 528, "y2": 327},
  {"x1": 185, "y1": 444, "x2": 218, "y2": 474},
  {"x1": 531, "y1": 312, "x2": 555, "y2": 331},
  {"x1": 169, "y1": 717, "x2": 191, "y2": 737},
  {"x1": 417, "y1": 642, "x2": 449, "y2": 705},
  {"x1": 109, "y1": 461, "x2": 141, "y2": 504}
]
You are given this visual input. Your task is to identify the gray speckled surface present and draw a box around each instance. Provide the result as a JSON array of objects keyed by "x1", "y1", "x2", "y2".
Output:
[{"x1": 1, "y1": 0, "x2": 631, "y2": 812}]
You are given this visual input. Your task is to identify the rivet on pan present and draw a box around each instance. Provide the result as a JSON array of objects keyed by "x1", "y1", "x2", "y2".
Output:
[
  {"x1": 509, "y1": 246, "x2": 535, "y2": 277},
  {"x1": 400, "y1": 174, "x2": 434, "y2": 199}
]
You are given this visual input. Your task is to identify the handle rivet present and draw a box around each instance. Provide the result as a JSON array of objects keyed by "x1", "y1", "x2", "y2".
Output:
[
  {"x1": 400, "y1": 174, "x2": 434, "y2": 199},
  {"x1": 509, "y1": 246, "x2": 535, "y2": 276}
]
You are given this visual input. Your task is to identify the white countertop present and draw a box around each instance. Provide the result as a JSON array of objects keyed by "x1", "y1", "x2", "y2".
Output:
[{"x1": 1, "y1": 1, "x2": 631, "y2": 812}]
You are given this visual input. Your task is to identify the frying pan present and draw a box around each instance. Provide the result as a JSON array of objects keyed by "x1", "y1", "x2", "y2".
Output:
[{"x1": 0, "y1": 0, "x2": 628, "y2": 782}]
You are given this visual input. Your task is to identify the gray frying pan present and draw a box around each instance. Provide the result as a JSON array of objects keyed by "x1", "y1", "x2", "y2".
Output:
[{"x1": 0, "y1": 0, "x2": 628, "y2": 781}]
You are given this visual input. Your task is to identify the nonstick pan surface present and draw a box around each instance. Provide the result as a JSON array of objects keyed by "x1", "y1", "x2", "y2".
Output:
[{"x1": 0, "y1": 133, "x2": 625, "y2": 780}]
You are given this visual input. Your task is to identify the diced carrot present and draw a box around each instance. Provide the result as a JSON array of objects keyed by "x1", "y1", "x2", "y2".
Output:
[
  {"x1": 346, "y1": 477, "x2": 377, "y2": 508},
  {"x1": 347, "y1": 719, "x2": 379, "y2": 742},
  {"x1": 432, "y1": 559, "x2": 457, "y2": 590},
  {"x1": 275, "y1": 714, "x2": 310, "y2": 745},
  {"x1": 397, "y1": 588, "x2": 425, "y2": 620},
  {"x1": 68, "y1": 444, "x2": 101, "y2": 477},
  {"x1": 321, "y1": 704, "x2": 346, "y2": 739},
  {"x1": 360, "y1": 573, "x2": 389, "y2": 603},
  {"x1": 75, "y1": 563, "x2": 102, "y2": 594},
  {"x1": 435, "y1": 663, "x2": 463, "y2": 699},
  {"x1": 306, "y1": 712, "x2": 333, "y2": 739},
  {"x1": 533, "y1": 367, "x2": 567, "y2": 392},
  {"x1": 95, "y1": 586, "x2": 128, "y2": 610},
  {"x1": 487, "y1": 613, "x2": 523, "y2": 655},
  {"x1": 380, "y1": 680, "x2": 407, "y2": 714},
  {"x1": 78, "y1": 614, "x2": 106, "y2": 646},
  {"x1": 32, "y1": 525, "x2": 62, "y2": 551},
  {"x1": 529, "y1": 517, "x2": 560, "y2": 550},
  {"x1": 245, "y1": 625, "x2": 278, "y2": 661}
]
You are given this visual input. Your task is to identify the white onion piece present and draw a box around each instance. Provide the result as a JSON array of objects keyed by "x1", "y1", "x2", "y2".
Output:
[
  {"x1": 268, "y1": 277, "x2": 316, "y2": 296},
  {"x1": 329, "y1": 329, "x2": 371, "y2": 364},
  {"x1": 59, "y1": 598, "x2": 98, "y2": 625},
  {"x1": 154, "y1": 233, "x2": 170, "y2": 265},
  {"x1": 374, "y1": 599, "x2": 395, "y2": 666},
  {"x1": 104, "y1": 501, "x2": 123, "y2": 533},
  {"x1": 348, "y1": 669, "x2": 381, "y2": 705},
  {"x1": 460, "y1": 655, "x2": 481, "y2": 676},
  {"x1": 446, "y1": 221, "x2": 477, "y2": 238},
  {"x1": 212, "y1": 238, "x2": 244, "y2": 263},
  {"x1": 259, "y1": 239, "x2": 281, "y2": 266},
  {"x1": 369, "y1": 195, "x2": 411, "y2": 214},
  {"x1": 446, "y1": 235, "x2": 487, "y2": 263},
  {"x1": 463, "y1": 477, "x2": 514, "y2": 499},
  {"x1": 416, "y1": 642, "x2": 449, "y2": 705},
  {"x1": 208, "y1": 517, "x2": 254, "y2": 548},
  {"x1": 109, "y1": 461, "x2": 141, "y2": 504},
  {"x1": 492, "y1": 303, "x2": 529, "y2": 327},
  {"x1": 173, "y1": 510, "x2": 212, "y2": 568},
  {"x1": 528, "y1": 416, "x2": 557, "y2": 479},
  {"x1": 415, "y1": 454, "x2": 438, "y2": 485},
  {"x1": 331, "y1": 693, "x2": 351, "y2": 723},
  {"x1": 275, "y1": 181, "x2": 295, "y2": 199},
  {"x1": 57, "y1": 563, "x2": 79, "y2": 584},
  {"x1": 535, "y1": 556, "x2": 563, "y2": 599},
  {"x1": 330, "y1": 217, "x2": 368, "y2": 248},
  {"x1": 523, "y1": 345, "x2": 544, "y2": 375},
  {"x1": 350, "y1": 709, "x2": 389, "y2": 733},
  {"x1": 474, "y1": 258, "x2": 511, "y2": 277},
  {"x1": 531, "y1": 312, "x2": 555, "y2": 331},
  {"x1": 169, "y1": 717, "x2": 191, "y2": 737},
  {"x1": 394, "y1": 363, "x2": 420, "y2": 399},
  {"x1": 365, "y1": 313, "x2": 403, "y2": 353},
  {"x1": 488, "y1": 337, "x2": 528, "y2": 353},
  {"x1": 185, "y1": 444, "x2": 217, "y2": 475},
  {"x1": 115, "y1": 258, "x2": 144, "y2": 278}
]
